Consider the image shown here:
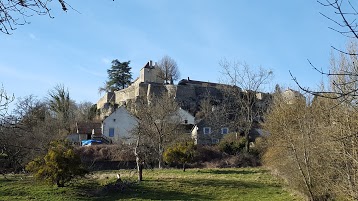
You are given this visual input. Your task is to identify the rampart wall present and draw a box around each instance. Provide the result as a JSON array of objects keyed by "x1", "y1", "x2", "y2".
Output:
[
  {"x1": 97, "y1": 79, "x2": 272, "y2": 118},
  {"x1": 97, "y1": 92, "x2": 115, "y2": 109}
]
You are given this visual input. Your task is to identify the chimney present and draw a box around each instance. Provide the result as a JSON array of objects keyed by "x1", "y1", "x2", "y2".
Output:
[{"x1": 149, "y1": 60, "x2": 152, "y2": 67}]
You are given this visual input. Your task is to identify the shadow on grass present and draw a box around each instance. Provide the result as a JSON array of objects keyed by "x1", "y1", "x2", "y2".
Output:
[
  {"x1": 69, "y1": 177, "x2": 104, "y2": 199},
  {"x1": 196, "y1": 168, "x2": 268, "y2": 175},
  {"x1": 177, "y1": 177, "x2": 279, "y2": 190},
  {"x1": 0, "y1": 174, "x2": 27, "y2": 183},
  {"x1": 0, "y1": 176, "x2": 33, "y2": 196},
  {"x1": 0, "y1": 169, "x2": 286, "y2": 201},
  {"x1": 69, "y1": 177, "x2": 210, "y2": 201},
  {"x1": 88, "y1": 173, "x2": 278, "y2": 200},
  {"x1": 92, "y1": 182, "x2": 213, "y2": 201}
]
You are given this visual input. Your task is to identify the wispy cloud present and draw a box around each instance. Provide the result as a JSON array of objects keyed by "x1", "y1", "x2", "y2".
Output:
[
  {"x1": 0, "y1": 64, "x2": 19, "y2": 78},
  {"x1": 0, "y1": 64, "x2": 54, "y2": 86},
  {"x1": 29, "y1": 33, "x2": 38, "y2": 40},
  {"x1": 78, "y1": 66, "x2": 106, "y2": 77},
  {"x1": 101, "y1": 58, "x2": 111, "y2": 65}
]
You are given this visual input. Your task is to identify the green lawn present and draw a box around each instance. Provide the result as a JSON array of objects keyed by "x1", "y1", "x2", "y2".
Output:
[{"x1": 0, "y1": 168, "x2": 302, "y2": 201}]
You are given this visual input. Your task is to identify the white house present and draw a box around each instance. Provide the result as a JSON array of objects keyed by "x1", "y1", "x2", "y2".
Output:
[
  {"x1": 102, "y1": 106, "x2": 138, "y2": 143},
  {"x1": 172, "y1": 107, "x2": 195, "y2": 125}
]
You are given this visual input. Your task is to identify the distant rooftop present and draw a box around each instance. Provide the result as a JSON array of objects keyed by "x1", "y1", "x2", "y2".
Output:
[
  {"x1": 178, "y1": 77, "x2": 221, "y2": 86},
  {"x1": 75, "y1": 122, "x2": 102, "y2": 135}
]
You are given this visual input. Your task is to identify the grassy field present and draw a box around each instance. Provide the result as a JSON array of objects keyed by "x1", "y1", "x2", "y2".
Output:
[{"x1": 0, "y1": 168, "x2": 303, "y2": 201}]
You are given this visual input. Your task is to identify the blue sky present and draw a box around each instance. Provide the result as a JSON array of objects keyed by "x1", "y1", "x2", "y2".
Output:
[{"x1": 0, "y1": 0, "x2": 349, "y2": 105}]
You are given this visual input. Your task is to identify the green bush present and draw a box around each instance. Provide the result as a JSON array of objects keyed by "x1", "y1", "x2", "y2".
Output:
[
  {"x1": 218, "y1": 133, "x2": 246, "y2": 155},
  {"x1": 26, "y1": 140, "x2": 87, "y2": 187},
  {"x1": 163, "y1": 141, "x2": 195, "y2": 171},
  {"x1": 76, "y1": 144, "x2": 135, "y2": 162},
  {"x1": 193, "y1": 145, "x2": 222, "y2": 163}
]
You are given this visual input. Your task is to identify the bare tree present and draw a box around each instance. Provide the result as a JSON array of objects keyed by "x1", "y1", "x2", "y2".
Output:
[
  {"x1": 195, "y1": 92, "x2": 233, "y2": 144},
  {"x1": 132, "y1": 128, "x2": 151, "y2": 182},
  {"x1": 0, "y1": 85, "x2": 97, "y2": 173},
  {"x1": 157, "y1": 55, "x2": 180, "y2": 84},
  {"x1": 285, "y1": 2, "x2": 358, "y2": 198},
  {"x1": 291, "y1": 0, "x2": 358, "y2": 102},
  {"x1": 0, "y1": 86, "x2": 16, "y2": 171},
  {"x1": 198, "y1": 96, "x2": 229, "y2": 127},
  {"x1": 75, "y1": 101, "x2": 97, "y2": 122},
  {"x1": 220, "y1": 59, "x2": 273, "y2": 152},
  {"x1": 264, "y1": 89, "x2": 358, "y2": 200},
  {"x1": 1, "y1": 94, "x2": 64, "y2": 172},
  {"x1": 134, "y1": 135, "x2": 143, "y2": 182},
  {"x1": 134, "y1": 93, "x2": 186, "y2": 169},
  {"x1": 0, "y1": 0, "x2": 70, "y2": 34},
  {"x1": 14, "y1": 95, "x2": 47, "y2": 126},
  {"x1": 47, "y1": 84, "x2": 75, "y2": 134},
  {"x1": 329, "y1": 104, "x2": 358, "y2": 200},
  {"x1": 318, "y1": 0, "x2": 358, "y2": 40},
  {"x1": 0, "y1": 85, "x2": 14, "y2": 119},
  {"x1": 264, "y1": 95, "x2": 324, "y2": 200},
  {"x1": 14, "y1": 96, "x2": 61, "y2": 149}
]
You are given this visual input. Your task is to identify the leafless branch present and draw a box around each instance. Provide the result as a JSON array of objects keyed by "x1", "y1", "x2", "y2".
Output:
[{"x1": 0, "y1": 0, "x2": 71, "y2": 35}]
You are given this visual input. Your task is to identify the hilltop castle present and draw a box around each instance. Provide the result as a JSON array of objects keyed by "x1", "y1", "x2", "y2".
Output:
[{"x1": 96, "y1": 60, "x2": 272, "y2": 119}]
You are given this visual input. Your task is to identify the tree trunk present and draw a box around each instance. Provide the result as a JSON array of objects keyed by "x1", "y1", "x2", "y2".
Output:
[
  {"x1": 138, "y1": 162, "x2": 143, "y2": 182},
  {"x1": 245, "y1": 107, "x2": 251, "y2": 153},
  {"x1": 158, "y1": 141, "x2": 163, "y2": 169},
  {"x1": 183, "y1": 163, "x2": 186, "y2": 172},
  {"x1": 56, "y1": 180, "x2": 64, "y2": 187},
  {"x1": 290, "y1": 142, "x2": 315, "y2": 201},
  {"x1": 158, "y1": 159, "x2": 162, "y2": 169},
  {"x1": 245, "y1": 130, "x2": 250, "y2": 153},
  {"x1": 134, "y1": 137, "x2": 143, "y2": 182}
]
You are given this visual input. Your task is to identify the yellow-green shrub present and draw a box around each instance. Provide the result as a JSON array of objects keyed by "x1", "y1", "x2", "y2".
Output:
[
  {"x1": 26, "y1": 140, "x2": 87, "y2": 187},
  {"x1": 163, "y1": 141, "x2": 195, "y2": 171}
]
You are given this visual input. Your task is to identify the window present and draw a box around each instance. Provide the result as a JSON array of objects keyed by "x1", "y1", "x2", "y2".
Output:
[
  {"x1": 221, "y1": 128, "x2": 229, "y2": 134},
  {"x1": 212, "y1": 138, "x2": 219, "y2": 144},
  {"x1": 109, "y1": 128, "x2": 115, "y2": 137},
  {"x1": 203, "y1": 127, "x2": 211, "y2": 134}
]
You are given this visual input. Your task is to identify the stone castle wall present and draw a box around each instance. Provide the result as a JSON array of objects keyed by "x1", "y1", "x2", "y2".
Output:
[
  {"x1": 97, "y1": 92, "x2": 115, "y2": 109},
  {"x1": 115, "y1": 85, "x2": 136, "y2": 106},
  {"x1": 97, "y1": 80, "x2": 273, "y2": 119},
  {"x1": 96, "y1": 58, "x2": 273, "y2": 119}
]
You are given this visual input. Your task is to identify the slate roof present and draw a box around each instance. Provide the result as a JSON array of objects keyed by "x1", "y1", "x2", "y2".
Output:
[{"x1": 75, "y1": 122, "x2": 102, "y2": 135}]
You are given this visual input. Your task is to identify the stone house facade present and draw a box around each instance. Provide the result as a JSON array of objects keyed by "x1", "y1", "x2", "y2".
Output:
[{"x1": 191, "y1": 119, "x2": 234, "y2": 145}]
